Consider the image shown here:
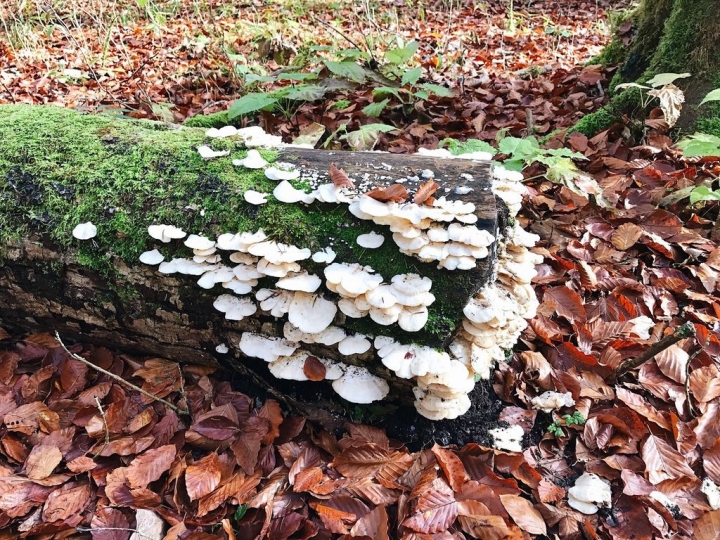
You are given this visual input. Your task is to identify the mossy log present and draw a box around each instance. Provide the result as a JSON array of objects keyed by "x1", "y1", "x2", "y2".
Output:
[
  {"x1": 573, "y1": 0, "x2": 720, "y2": 137},
  {"x1": 0, "y1": 104, "x2": 503, "y2": 425}
]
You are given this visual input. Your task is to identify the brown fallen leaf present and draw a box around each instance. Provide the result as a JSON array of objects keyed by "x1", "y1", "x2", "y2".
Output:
[
  {"x1": 329, "y1": 163, "x2": 355, "y2": 189},
  {"x1": 366, "y1": 184, "x2": 409, "y2": 203},
  {"x1": 24, "y1": 445, "x2": 62, "y2": 480},
  {"x1": 610, "y1": 222, "x2": 643, "y2": 250},
  {"x1": 413, "y1": 180, "x2": 439, "y2": 205},
  {"x1": 303, "y1": 355, "x2": 326, "y2": 381}
]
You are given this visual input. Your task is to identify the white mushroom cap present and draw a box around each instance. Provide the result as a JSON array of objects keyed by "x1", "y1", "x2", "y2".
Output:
[
  {"x1": 268, "y1": 354, "x2": 311, "y2": 381},
  {"x1": 244, "y1": 190, "x2": 269, "y2": 205},
  {"x1": 312, "y1": 248, "x2": 337, "y2": 264},
  {"x1": 239, "y1": 332, "x2": 298, "y2": 363},
  {"x1": 175, "y1": 259, "x2": 214, "y2": 275},
  {"x1": 139, "y1": 249, "x2": 164, "y2": 265},
  {"x1": 265, "y1": 165, "x2": 300, "y2": 181},
  {"x1": 229, "y1": 252, "x2": 258, "y2": 265},
  {"x1": 148, "y1": 224, "x2": 186, "y2": 243},
  {"x1": 413, "y1": 386, "x2": 471, "y2": 420},
  {"x1": 222, "y1": 278, "x2": 254, "y2": 295},
  {"x1": 193, "y1": 246, "x2": 217, "y2": 257},
  {"x1": 232, "y1": 264, "x2": 263, "y2": 281},
  {"x1": 212, "y1": 294, "x2": 257, "y2": 321},
  {"x1": 206, "y1": 125, "x2": 238, "y2": 138},
  {"x1": 257, "y1": 258, "x2": 301, "y2": 278},
  {"x1": 72, "y1": 222, "x2": 97, "y2": 240},
  {"x1": 338, "y1": 334, "x2": 372, "y2": 356},
  {"x1": 197, "y1": 145, "x2": 230, "y2": 159},
  {"x1": 216, "y1": 233, "x2": 244, "y2": 251},
  {"x1": 357, "y1": 196, "x2": 392, "y2": 217},
  {"x1": 288, "y1": 292, "x2": 337, "y2": 334},
  {"x1": 197, "y1": 266, "x2": 235, "y2": 289},
  {"x1": 488, "y1": 425, "x2": 524, "y2": 453},
  {"x1": 365, "y1": 285, "x2": 398, "y2": 309},
  {"x1": 356, "y1": 232, "x2": 385, "y2": 249},
  {"x1": 531, "y1": 391, "x2": 576, "y2": 413},
  {"x1": 568, "y1": 473, "x2": 612, "y2": 515},
  {"x1": 416, "y1": 360, "x2": 475, "y2": 394},
  {"x1": 276, "y1": 273, "x2": 322, "y2": 293},
  {"x1": 274, "y1": 180, "x2": 315, "y2": 204},
  {"x1": 256, "y1": 288, "x2": 294, "y2": 317},
  {"x1": 184, "y1": 234, "x2": 215, "y2": 251},
  {"x1": 332, "y1": 367, "x2": 389, "y2": 404},
  {"x1": 249, "y1": 241, "x2": 311, "y2": 264},
  {"x1": 233, "y1": 149, "x2": 268, "y2": 169},
  {"x1": 398, "y1": 306, "x2": 429, "y2": 332},
  {"x1": 215, "y1": 343, "x2": 229, "y2": 354},
  {"x1": 338, "y1": 298, "x2": 367, "y2": 318}
]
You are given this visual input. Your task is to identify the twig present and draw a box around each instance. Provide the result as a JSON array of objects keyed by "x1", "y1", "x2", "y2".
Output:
[
  {"x1": 684, "y1": 332, "x2": 709, "y2": 418},
  {"x1": 614, "y1": 322, "x2": 695, "y2": 381},
  {"x1": 0, "y1": 78, "x2": 15, "y2": 104},
  {"x1": 310, "y1": 15, "x2": 378, "y2": 67},
  {"x1": 55, "y1": 332, "x2": 190, "y2": 416},
  {"x1": 93, "y1": 396, "x2": 110, "y2": 457}
]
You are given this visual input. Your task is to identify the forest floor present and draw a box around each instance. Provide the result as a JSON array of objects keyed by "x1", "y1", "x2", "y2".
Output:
[{"x1": 2, "y1": 0, "x2": 720, "y2": 539}]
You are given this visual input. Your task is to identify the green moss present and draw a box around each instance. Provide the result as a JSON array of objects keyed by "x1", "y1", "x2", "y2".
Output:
[
  {"x1": 0, "y1": 104, "x2": 484, "y2": 346},
  {"x1": 587, "y1": 39, "x2": 626, "y2": 67},
  {"x1": 569, "y1": 86, "x2": 644, "y2": 137},
  {"x1": 184, "y1": 111, "x2": 231, "y2": 128}
]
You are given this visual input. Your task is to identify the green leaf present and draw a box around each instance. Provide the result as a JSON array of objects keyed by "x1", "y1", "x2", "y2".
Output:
[
  {"x1": 677, "y1": 133, "x2": 720, "y2": 157},
  {"x1": 234, "y1": 504, "x2": 248, "y2": 521},
  {"x1": 310, "y1": 45, "x2": 333, "y2": 51},
  {"x1": 336, "y1": 48, "x2": 370, "y2": 61},
  {"x1": 646, "y1": 72, "x2": 691, "y2": 88},
  {"x1": 277, "y1": 72, "x2": 317, "y2": 81},
  {"x1": 362, "y1": 98, "x2": 390, "y2": 117},
  {"x1": 284, "y1": 85, "x2": 326, "y2": 101},
  {"x1": 413, "y1": 90, "x2": 429, "y2": 100},
  {"x1": 690, "y1": 186, "x2": 720, "y2": 204},
  {"x1": 439, "y1": 138, "x2": 497, "y2": 156},
  {"x1": 341, "y1": 123, "x2": 397, "y2": 150},
  {"x1": 498, "y1": 136, "x2": 540, "y2": 161},
  {"x1": 324, "y1": 61, "x2": 366, "y2": 83},
  {"x1": 546, "y1": 147, "x2": 588, "y2": 160},
  {"x1": 401, "y1": 67, "x2": 422, "y2": 86},
  {"x1": 385, "y1": 41, "x2": 419, "y2": 65},
  {"x1": 228, "y1": 93, "x2": 278, "y2": 119},
  {"x1": 419, "y1": 83, "x2": 454, "y2": 97},
  {"x1": 243, "y1": 73, "x2": 276, "y2": 85},
  {"x1": 373, "y1": 86, "x2": 404, "y2": 100},
  {"x1": 700, "y1": 88, "x2": 720, "y2": 106}
]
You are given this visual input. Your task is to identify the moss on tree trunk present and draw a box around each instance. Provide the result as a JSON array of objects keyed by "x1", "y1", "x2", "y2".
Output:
[{"x1": 573, "y1": 0, "x2": 720, "y2": 137}]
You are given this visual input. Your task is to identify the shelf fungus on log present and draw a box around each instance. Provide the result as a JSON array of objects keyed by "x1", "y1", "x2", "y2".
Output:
[{"x1": 0, "y1": 104, "x2": 541, "y2": 421}]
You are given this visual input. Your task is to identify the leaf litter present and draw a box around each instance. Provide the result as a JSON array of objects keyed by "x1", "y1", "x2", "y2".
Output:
[{"x1": 3, "y1": 0, "x2": 720, "y2": 537}]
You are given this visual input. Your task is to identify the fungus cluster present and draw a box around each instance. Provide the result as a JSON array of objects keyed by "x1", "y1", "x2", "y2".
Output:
[
  {"x1": 140, "y1": 125, "x2": 542, "y2": 421},
  {"x1": 567, "y1": 473, "x2": 612, "y2": 514}
]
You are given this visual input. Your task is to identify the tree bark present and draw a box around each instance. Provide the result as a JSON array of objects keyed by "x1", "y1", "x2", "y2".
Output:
[
  {"x1": 0, "y1": 104, "x2": 501, "y2": 418},
  {"x1": 575, "y1": 0, "x2": 720, "y2": 136}
]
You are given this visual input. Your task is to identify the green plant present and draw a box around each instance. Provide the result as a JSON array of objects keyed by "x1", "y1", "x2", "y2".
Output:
[
  {"x1": 547, "y1": 411, "x2": 586, "y2": 436},
  {"x1": 439, "y1": 137, "x2": 497, "y2": 156}
]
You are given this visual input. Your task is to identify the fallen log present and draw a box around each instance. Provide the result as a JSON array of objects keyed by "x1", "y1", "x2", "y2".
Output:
[{"x1": 0, "y1": 104, "x2": 538, "y2": 431}]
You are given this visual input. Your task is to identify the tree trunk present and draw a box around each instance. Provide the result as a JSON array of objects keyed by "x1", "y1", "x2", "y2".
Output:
[
  {"x1": 575, "y1": 0, "x2": 720, "y2": 136},
  {"x1": 0, "y1": 104, "x2": 514, "y2": 435}
]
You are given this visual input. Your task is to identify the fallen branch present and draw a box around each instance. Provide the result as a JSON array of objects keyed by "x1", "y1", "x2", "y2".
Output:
[
  {"x1": 614, "y1": 322, "x2": 695, "y2": 381},
  {"x1": 55, "y1": 331, "x2": 190, "y2": 416}
]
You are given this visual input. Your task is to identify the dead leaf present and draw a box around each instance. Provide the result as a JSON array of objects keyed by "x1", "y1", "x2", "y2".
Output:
[
  {"x1": 329, "y1": 163, "x2": 355, "y2": 189},
  {"x1": 186, "y1": 453, "x2": 222, "y2": 501},
  {"x1": 125, "y1": 445, "x2": 177, "y2": 489},
  {"x1": 611, "y1": 222, "x2": 643, "y2": 250},
  {"x1": 366, "y1": 184, "x2": 409, "y2": 203},
  {"x1": 499, "y1": 494, "x2": 546, "y2": 535},
  {"x1": 24, "y1": 445, "x2": 62, "y2": 480},
  {"x1": 414, "y1": 180, "x2": 439, "y2": 205},
  {"x1": 641, "y1": 435, "x2": 696, "y2": 484}
]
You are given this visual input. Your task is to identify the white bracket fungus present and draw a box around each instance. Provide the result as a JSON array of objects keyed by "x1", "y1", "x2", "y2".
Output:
[
  {"x1": 288, "y1": 292, "x2": 337, "y2": 334},
  {"x1": 184, "y1": 234, "x2": 215, "y2": 251},
  {"x1": 239, "y1": 332, "x2": 298, "y2": 363},
  {"x1": 567, "y1": 473, "x2": 612, "y2": 514},
  {"x1": 265, "y1": 164, "x2": 300, "y2": 181},
  {"x1": 332, "y1": 367, "x2": 389, "y2": 404},
  {"x1": 244, "y1": 190, "x2": 269, "y2": 205},
  {"x1": 72, "y1": 221, "x2": 97, "y2": 240},
  {"x1": 232, "y1": 149, "x2": 268, "y2": 169},
  {"x1": 148, "y1": 224, "x2": 186, "y2": 243},
  {"x1": 212, "y1": 294, "x2": 257, "y2": 321},
  {"x1": 205, "y1": 126, "x2": 238, "y2": 138},
  {"x1": 337, "y1": 334, "x2": 371, "y2": 356},
  {"x1": 274, "y1": 180, "x2": 315, "y2": 204},
  {"x1": 197, "y1": 145, "x2": 230, "y2": 159},
  {"x1": 312, "y1": 247, "x2": 337, "y2": 264},
  {"x1": 531, "y1": 391, "x2": 576, "y2": 413},
  {"x1": 276, "y1": 273, "x2": 322, "y2": 293},
  {"x1": 488, "y1": 425, "x2": 524, "y2": 453},
  {"x1": 139, "y1": 249, "x2": 164, "y2": 265},
  {"x1": 215, "y1": 343, "x2": 229, "y2": 354},
  {"x1": 356, "y1": 232, "x2": 385, "y2": 249}
]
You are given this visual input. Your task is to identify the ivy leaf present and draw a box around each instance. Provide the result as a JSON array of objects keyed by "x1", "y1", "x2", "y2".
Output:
[
  {"x1": 362, "y1": 98, "x2": 390, "y2": 118},
  {"x1": 228, "y1": 94, "x2": 277, "y2": 119},
  {"x1": 401, "y1": 67, "x2": 422, "y2": 86},
  {"x1": 324, "y1": 61, "x2": 366, "y2": 83}
]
